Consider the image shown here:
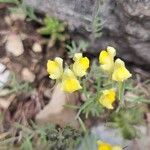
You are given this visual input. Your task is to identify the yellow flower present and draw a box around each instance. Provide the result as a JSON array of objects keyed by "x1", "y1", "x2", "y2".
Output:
[
  {"x1": 97, "y1": 141, "x2": 112, "y2": 150},
  {"x1": 73, "y1": 53, "x2": 89, "y2": 77},
  {"x1": 47, "y1": 57, "x2": 63, "y2": 79},
  {"x1": 99, "y1": 46, "x2": 116, "y2": 73},
  {"x1": 99, "y1": 89, "x2": 116, "y2": 109},
  {"x1": 97, "y1": 141, "x2": 122, "y2": 150},
  {"x1": 112, "y1": 146, "x2": 123, "y2": 150},
  {"x1": 112, "y1": 58, "x2": 132, "y2": 82},
  {"x1": 61, "y1": 68, "x2": 82, "y2": 93}
]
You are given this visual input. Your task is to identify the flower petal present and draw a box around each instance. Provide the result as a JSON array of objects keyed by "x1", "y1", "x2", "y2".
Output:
[
  {"x1": 73, "y1": 53, "x2": 82, "y2": 61},
  {"x1": 99, "y1": 89, "x2": 116, "y2": 109},
  {"x1": 107, "y1": 46, "x2": 116, "y2": 57},
  {"x1": 73, "y1": 54, "x2": 89, "y2": 77},
  {"x1": 99, "y1": 47, "x2": 116, "y2": 73},
  {"x1": 61, "y1": 68, "x2": 82, "y2": 93},
  {"x1": 55, "y1": 57, "x2": 63, "y2": 66},
  {"x1": 99, "y1": 50, "x2": 109, "y2": 65},
  {"x1": 47, "y1": 58, "x2": 63, "y2": 79},
  {"x1": 62, "y1": 68, "x2": 76, "y2": 79},
  {"x1": 97, "y1": 141, "x2": 122, "y2": 150},
  {"x1": 112, "y1": 59, "x2": 132, "y2": 82},
  {"x1": 112, "y1": 146, "x2": 123, "y2": 150},
  {"x1": 97, "y1": 141, "x2": 112, "y2": 150},
  {"x1": 61, "y1": 78, "x2": 82, "y2": 93}
]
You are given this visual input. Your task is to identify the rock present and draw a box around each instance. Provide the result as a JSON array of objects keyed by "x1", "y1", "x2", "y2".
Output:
[
  {"x1": 43, "y1": 89, "x2": 52, "y2": 99},
  {"x1": 91, "y1": 124, "x2": 129, "y2": 147},
  {"x1": 32, "y1": 42, "x2": 42, "y2": 53},
  {"x1": 36, "y1": 84, "x2": 79, "y2": 128},
  {"x1": 0, "y1": 132, "x2": 10, "y2": 140},
  {"x1": 24, "y1": 0, "x2": 150, "y2": 66},
  {"x1": 0, "y1": 89, "x2": 10, "y2": 97},
  {"x1": 0, "y1": 63, "x2": 10, "y2": 87},
  {"x1": 21, "y1": 68, "x2": 35, "y2": 82},
  {"x1": 0, "y1": 63, "x2": 6, "y2": 73},
  {"x1": 0, "y1": 95, "x2": 15, "y2": 110},
  {"x1": 4, "y1": 16, "x2": 12, "y2": 26},
  {"x1": 5, "y1": 33, "x2": 24, "y2": 57},
  {"x1": 10, "y1": 8, "x2": 26, "y2": 21},
  {"x1": 0, "y1": 98, "x2": 10, "y2": 109},
  {"x1": 20, "y1": 33, "x2": 28, "y2": 41},
  {"x1": 4, "y1": 9, "x2": 26, "y2": 26},
  {"x1": 91, "y1": 124, "x2": 150, "y2": 150}
]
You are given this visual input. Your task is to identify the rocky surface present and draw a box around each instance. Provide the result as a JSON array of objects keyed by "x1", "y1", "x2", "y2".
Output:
[
  {"x1": 0, "y1": 63, "x2": 10, "y2": 87},
  {"x1": 90, "y1": 124, "x2": 150, "y2": 150},
  {"x1": 24, "y1": 0, "x2": 150, "y2": 67}
]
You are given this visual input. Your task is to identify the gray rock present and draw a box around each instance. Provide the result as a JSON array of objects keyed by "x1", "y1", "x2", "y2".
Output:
[
  {"x1": 91, "y1": 124, "x2": 131, "y2": 149},
  {"x1": 78, "y1": 124, "x2": 150, "y2": 150},
  {"x1": 90, "y1": 124, "x2": 150, "y2": 150},
  {"x1": 24, "y1": 0, "x2": 150, "y2": 66},
  {"x1": 0, "y1": 63, "x2": 10, "y2": 87}
]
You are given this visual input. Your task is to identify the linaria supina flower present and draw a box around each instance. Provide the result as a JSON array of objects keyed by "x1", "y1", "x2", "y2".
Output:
[
  {"x1": 73, "y1": 53, "x2": 89, "y2": 77},
  {"x1": 99, "y1": 46, "x2": 116, "y2": 73},
  {"x1": 97, "y1": 141, "x2": 122, "y2": 150},
  {"x1": 47, "y1": 57, "x2": 63, "y2": 79},
  {"x1": 112, "y1": 58, "x2": 132, "y2": 82},
  {"x1": 61, "y1": 68, "x2": 82, "y2": 93},
  {"x1": 99, "y1": 89, "x2": 116, "y2": 109}
]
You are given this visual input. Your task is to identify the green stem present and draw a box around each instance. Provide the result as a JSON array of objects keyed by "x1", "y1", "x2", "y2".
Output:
[
  {"x1": 118, "y1": 82, "x2": 122, "y2": 101},
  {"x1": 75, "y1": 99, "x2": 93, "y2": 119},
  {"x1": 96, "y1": 77, "x2": 101, "y2": 91},
  {"x1": 63, "y1": 104, "x2": 80, "y2": 110},
  {"x1": 117, "y1": 81, "x2": 125, "y2": 111},
  {"x1": 77, "y1": 117, "x2": 87, "y2": 133}
]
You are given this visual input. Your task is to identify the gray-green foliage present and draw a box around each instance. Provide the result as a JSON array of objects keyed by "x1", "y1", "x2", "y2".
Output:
[
  {"x1": 79, "y1": 133, "x2": 98, "y2": 150},
  {"x1": 91, "y1": 11, "x2": 102, "y2": 39},
  {"x1": 0, "y1": 123, "x2": 82, "y2": 150},
  {"x1": 0, "y1": 0, "x2": 40, "y2": 23},
  {"x1": 76, "y1": 61, "x2": 113, "y2": 119},
  {"x1": 110, "y1": 108, "x2": 143, "y2": 139},
  {"x1": 37, "y1": 16, "x2": 65, "y2": 41},
  {"x1": 125, "y1": 79, "x2": 150, "y2": 104},
  {"x1": 66, "y1": 40, "x2": 89, "y2": 58},
  {"x1": 74, "y1": 61, "x2": 146, "y2": 140},
  {"x1": 0, "y1": 72, "x2": 33, "y2": 96},
  {"x1": 109, "y1": 79, "x2": 148, "y2": 140},
  {"x1": 86, "y1": 5, "x2": 102, "y2": 41}
]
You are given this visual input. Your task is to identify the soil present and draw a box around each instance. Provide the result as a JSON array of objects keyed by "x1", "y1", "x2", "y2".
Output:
[{"x1": 0, "y1": 4, "x2": 66, "y2": 129}]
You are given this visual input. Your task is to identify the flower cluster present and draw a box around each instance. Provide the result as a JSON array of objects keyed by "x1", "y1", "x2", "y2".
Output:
[
  {"x1": 47, "y1": 46, "x2": 132, "y2": 110},
  {"x1": 98, "y1": 46, "x2": 132, "y2": 109},
  {"x1": 97, "y1": 141, "x2": 122, "y2": 150},
  {"x1": 99, "y1": 46, "x2": 132, "y2": 82},
  {"x1": 47, "y1": 53, "x2": 89, "y2": 93}
]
